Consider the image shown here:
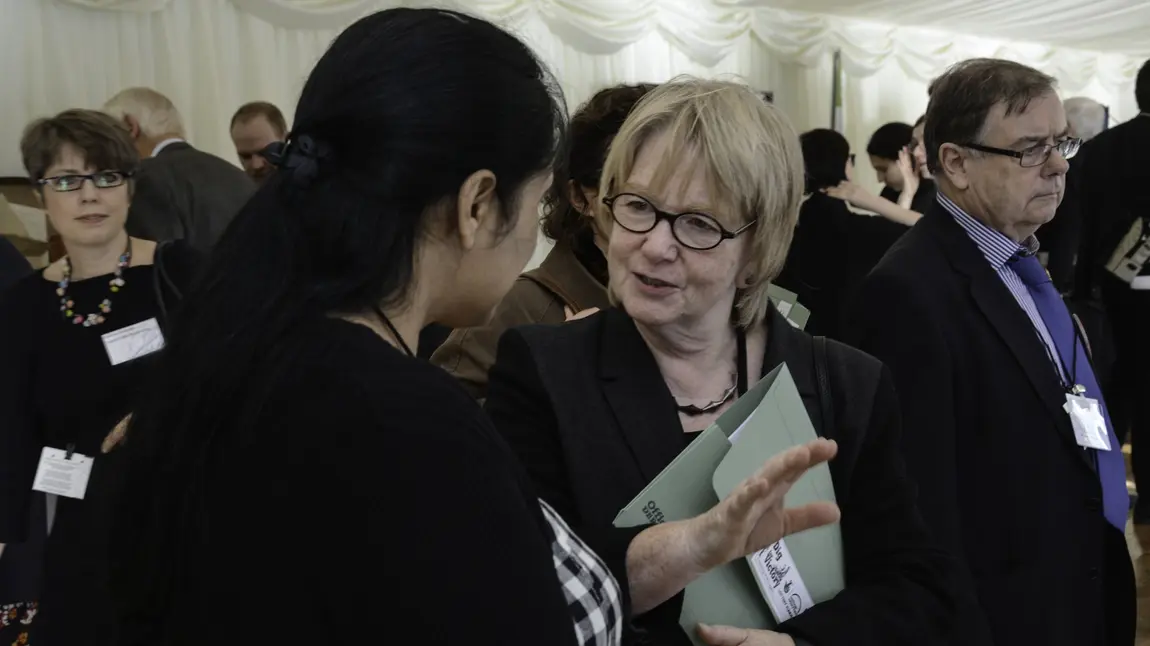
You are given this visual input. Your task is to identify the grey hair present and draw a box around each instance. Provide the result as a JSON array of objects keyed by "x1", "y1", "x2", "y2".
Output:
[
  {"x1": 103, "y1": 87, "x2": 186, "y2": 140},
  {"x1": 1063, "y1": 97, "x2": 1106, "y2": 142}
]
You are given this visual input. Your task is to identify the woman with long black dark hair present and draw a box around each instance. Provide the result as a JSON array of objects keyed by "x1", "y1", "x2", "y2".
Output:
[{"x1": 111, "y1": 9, "x2": 838, "y2": 646}]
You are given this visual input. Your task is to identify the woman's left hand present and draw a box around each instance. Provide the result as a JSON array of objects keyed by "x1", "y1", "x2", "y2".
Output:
[
  {"x1": 697, "y1": 624, "x2": 796, "y2": 646},
  {"x1": 821, "y1": 181, "x2": 867, "y2": 207}
]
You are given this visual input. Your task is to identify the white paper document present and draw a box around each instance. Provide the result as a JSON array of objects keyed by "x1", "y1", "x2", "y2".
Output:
[
  {"x1": 32, "y1": 447, "x2": 93, "y2": 499},
  {"x1": 101, "y1": 317, "x2": 165, "y2": 366},
  {"x1": 748, "y1": 539, "x2": 815, "y2": 621}
]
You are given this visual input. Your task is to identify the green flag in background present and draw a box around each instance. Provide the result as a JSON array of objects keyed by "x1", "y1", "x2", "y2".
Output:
[{"x1": 831, "y1": 49, "x2": 844, "y2": 133}]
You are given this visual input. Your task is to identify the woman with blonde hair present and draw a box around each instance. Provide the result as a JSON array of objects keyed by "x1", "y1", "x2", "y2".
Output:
[{"x1": 485, "y1": 78, "x2": 958, "y2": 645}]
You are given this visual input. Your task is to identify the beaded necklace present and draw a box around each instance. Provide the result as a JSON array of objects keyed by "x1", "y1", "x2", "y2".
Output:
[{"x1": 57, "y1": 238, "x2": 131, "y2": 327}]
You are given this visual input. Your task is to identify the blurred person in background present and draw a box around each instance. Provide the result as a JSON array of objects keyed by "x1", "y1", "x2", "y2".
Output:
[
  {"x1": 0, "y1": 109, "x2": 198, "y2": 646},
  {"x1": 1073, "y1": 62, "x2": 1150, "y2": 525},
  {"x1": 103, "y1": 87, "x2": 254, "y2": 252},
  {"x1": 229, "y1": 101, "x2": 288, "y2": 184}
]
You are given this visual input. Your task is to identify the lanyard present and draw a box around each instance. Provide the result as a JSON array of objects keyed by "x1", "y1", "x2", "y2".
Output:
[{"x1": 1030, "y1": 318, "x2": 1083, "y2": 395}]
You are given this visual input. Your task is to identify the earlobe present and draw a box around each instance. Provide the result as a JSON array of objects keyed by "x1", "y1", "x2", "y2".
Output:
[{"x1": 455, "y1": 170, "x2": 498, "y2": 251}]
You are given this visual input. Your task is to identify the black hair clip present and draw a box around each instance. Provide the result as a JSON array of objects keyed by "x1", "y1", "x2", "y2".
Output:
[{"x1": 279, "y1": 133, "x2": 331, "y2": 186}]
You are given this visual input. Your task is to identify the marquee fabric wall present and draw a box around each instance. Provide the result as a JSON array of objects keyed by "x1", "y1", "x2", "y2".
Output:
[{"x1": 2, "y1": 0, "x2": 1145, "y2": 266}]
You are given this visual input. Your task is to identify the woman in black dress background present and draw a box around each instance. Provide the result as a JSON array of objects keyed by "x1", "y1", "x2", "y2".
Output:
[{"x1": 0, "y1": 109, "x2": 197, "y2": 645}]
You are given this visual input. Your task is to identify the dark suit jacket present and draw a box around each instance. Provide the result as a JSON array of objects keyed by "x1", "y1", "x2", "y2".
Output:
[
  {"x1": 127, "y1": 142, "x2": 254, "y2": 253},
  {"x1": 485, "y1": 306, "x2": 957, "y2": 646},
  {"x1": 845, "y1": 202, "x2": 1136, "y2": 646},
  {"x1": 1074, "y1": 115, "x2": 1150, "y2": 296}
]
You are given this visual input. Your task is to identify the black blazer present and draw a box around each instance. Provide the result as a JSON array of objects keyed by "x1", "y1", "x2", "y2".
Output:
[
  {"x1": 485, "y1": 306, "x2": 957, "y2": 646},
  {"x1": 1074, "y1": 115, "x2": 1150, "y2": 296},
  {"x1": 844, "y1": 202, "x2": 1136, "y2": 646},
  {"x1": 127, "y1": 142, "x2": 255, "y2": 253}
]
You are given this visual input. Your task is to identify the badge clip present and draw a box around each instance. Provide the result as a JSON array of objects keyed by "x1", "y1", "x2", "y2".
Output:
[
  {"x1": 1071, "y1": 384, "x2": 1086, "y2": 396},
  {"x1": 65, "y1": 443, "x2": 75, "y2": 461}
]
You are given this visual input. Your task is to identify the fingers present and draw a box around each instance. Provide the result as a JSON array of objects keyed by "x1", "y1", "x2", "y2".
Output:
[
  {"x1": 697, "y1": 623, "x2": 751, "y2": 646},
  {"x1": 756, "y1": 439, "x2": 837, "y2": 487},
  {"x1": 783, "y1": 501, "x2": 841, "y2": 535},
  {"x1": 564, "y1": 306, "x2": 600, "y2": 322}
]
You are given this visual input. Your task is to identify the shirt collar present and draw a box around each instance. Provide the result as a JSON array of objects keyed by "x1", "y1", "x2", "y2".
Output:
[
  {"x1": 936, "y1": 192, "x2": 1038, "y2": 270},
  {"x1": 151, "y1": 138, "x2": 185, "y2": 157}
]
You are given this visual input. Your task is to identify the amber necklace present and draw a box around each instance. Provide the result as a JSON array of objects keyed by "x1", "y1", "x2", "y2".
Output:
[{"x1": 57, "y1": 238, "x2": 131, "y2": 327}]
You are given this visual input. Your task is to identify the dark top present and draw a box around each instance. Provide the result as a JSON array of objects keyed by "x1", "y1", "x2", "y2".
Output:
[
  {"x1": 775, "y1": 193, "x2": 908, "y2": 340},
  {"x1": 775, "y1": 193, "x2": 854, "y2": 338},
  {"x1": 485, "y1": 305, "x2": 957, "y2": 645},
  {"x1": 127, "y1": 142, "x2": 255, "y2": 253},
  {"x1": 844, "y1": 202, "x2": 1136, "y2": 646},
  {"x1": 0, "y1": 241, "x2": 198, "y2": 645},
  {"x1": 111, "y1": 318, "x2": 583, "y2": 646},
  {"x1": 1075, "y1": 115, "x2": 1150, "y2": 295}
]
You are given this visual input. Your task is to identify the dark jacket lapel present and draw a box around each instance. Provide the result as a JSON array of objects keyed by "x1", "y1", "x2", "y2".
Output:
[
  {"x1": 597, "y1": 308, "x2": 691, "y2": 482},
  {"x1": 920, "y1": 204, "x2": 1095, "y2": 473}
]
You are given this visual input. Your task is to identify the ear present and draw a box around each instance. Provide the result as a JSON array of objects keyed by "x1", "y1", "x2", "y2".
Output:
[
  {"x1": 123, "y1": 115, "x2": 141, "y2": 140},
  {"x1": 455, "y1": 170, "x2": 499, "y2": 252},
  {"x1": 937, "y1": 143, "x2": 971, "y2": 190},
  {"x1": 566, "y1": 180, "x2": 588, "y2": 214}
]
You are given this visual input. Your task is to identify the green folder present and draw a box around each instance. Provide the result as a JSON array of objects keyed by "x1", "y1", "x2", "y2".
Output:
[
  {"x1": 767, "y1": 284, "x2": 811, "y2": 330},
  {"x1": 613, "y1": 364, "x2": 843, "y2": 644}
]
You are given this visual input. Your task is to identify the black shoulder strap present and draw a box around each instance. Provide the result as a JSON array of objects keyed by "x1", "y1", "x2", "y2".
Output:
[{"x1": 813, "y1": 336, "x2": 836, "y2": 436}]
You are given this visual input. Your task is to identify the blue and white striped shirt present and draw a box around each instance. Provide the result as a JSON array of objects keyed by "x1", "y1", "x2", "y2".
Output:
[{"x1": 937, "y1": 193, "x2": 1069, "y2": 384}]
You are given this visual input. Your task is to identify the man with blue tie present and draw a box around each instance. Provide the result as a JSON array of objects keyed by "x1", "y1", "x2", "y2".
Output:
[{"x1": 846, "y1": 58, "x2": 1135, "y2": 646}]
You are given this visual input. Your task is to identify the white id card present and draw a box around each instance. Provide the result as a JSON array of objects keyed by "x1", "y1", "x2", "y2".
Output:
[
  {"x1": 1064, "y1": 394, "x2": 1112, "y2": 451},
  {"x1": 748, "y1": 538, "x2": 815, "y2": 621},
  {"x1": 32, "y1": 447, "x2": 93, "y2": 499},
  {"x1": 101, "y1": 318, "x2": 164, "y2": 366}
]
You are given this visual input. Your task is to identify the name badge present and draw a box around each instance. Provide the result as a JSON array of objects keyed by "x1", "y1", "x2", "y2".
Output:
[
  {"x1": 101, "y1": 318, "x2": 164, "y2": 366},
  {"x1": 32, "y1": 447, "x2": 93, "y2": 499},
  {"x1": 1064, "y1": 394, "x2": 1112, "y2": 451},
  {"x1": 747, "y1": 538, "x2": 815, "y2": 621}
]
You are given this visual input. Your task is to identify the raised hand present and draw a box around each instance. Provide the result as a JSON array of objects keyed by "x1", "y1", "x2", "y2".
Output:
[{"x1": 686, "y1": 438, "x2": 840, "y2": 571}]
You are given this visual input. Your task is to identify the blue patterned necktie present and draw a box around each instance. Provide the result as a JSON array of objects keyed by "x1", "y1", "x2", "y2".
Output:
[{"x1": 1011, "y1": 254, "x2": 1127, "y2": 530}]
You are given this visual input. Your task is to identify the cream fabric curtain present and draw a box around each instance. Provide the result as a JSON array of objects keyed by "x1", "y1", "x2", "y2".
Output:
[{"x1": 5, "y1": 0, "x2": 1144, "y2": 187}]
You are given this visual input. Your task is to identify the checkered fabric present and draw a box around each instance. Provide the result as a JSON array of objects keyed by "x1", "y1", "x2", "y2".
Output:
[{"x1": 539, "y1": 500, "x2": 623, "y2": 646}]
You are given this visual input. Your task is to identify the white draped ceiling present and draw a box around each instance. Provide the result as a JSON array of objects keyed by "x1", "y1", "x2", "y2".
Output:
[{"x1": 2, "y1": 0, "x2": 1145, "y2": 189}]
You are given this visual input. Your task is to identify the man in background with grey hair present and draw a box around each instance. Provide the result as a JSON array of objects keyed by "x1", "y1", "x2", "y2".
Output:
[
  {"x1": 104, "y1": 87, "x2": 253, "y2": 252},
  {"x1": 1064, "y1": 97, "x2": 1108, "y2": 142},
  {"x1": 847, "y1": 58, "x2": 1134, "y2": 646},
  {"x1": 1041, "y1": 97, "x2": 1109, "y2": 290}
]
